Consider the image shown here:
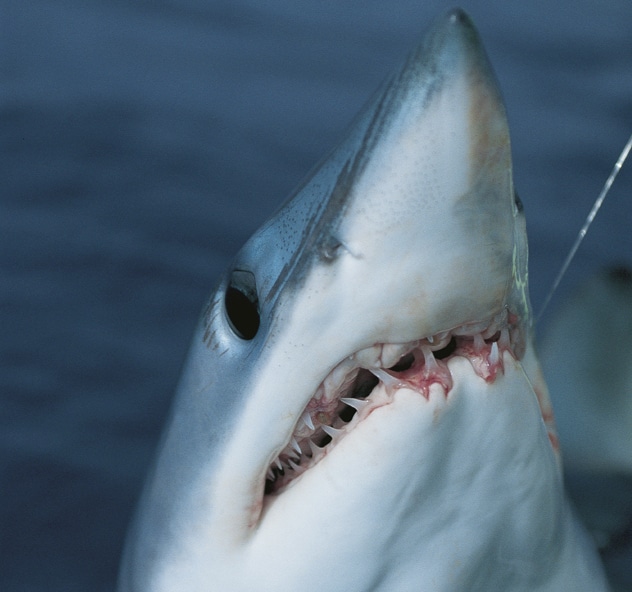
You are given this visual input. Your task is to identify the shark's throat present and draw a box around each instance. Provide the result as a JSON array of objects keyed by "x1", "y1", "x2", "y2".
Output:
[{"x1": 265, "y1": 307, "x2": 530, "y2": 495}]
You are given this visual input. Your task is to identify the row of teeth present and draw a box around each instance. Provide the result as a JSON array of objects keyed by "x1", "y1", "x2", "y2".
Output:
[{"x1": 265, "y1": 312, "x2": 518, "y2": 494}]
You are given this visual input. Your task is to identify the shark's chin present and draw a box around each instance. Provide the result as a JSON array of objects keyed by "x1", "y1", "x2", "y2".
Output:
[{"x1": 263, "y1": 307, "x2": 532, "y2": 499}]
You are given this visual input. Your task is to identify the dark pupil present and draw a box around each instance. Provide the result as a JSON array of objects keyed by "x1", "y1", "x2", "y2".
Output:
[{"x1": 225, "y1": 286, "x2": 259, "y2": 340}]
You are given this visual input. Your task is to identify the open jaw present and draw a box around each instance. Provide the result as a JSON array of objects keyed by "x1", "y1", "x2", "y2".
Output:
[{"x1": 264, "y1": 307, "x2": 529, "y2": 497}]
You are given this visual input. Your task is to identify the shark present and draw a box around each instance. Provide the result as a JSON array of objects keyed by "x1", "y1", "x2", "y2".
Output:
[{"x1": 118, "y1": 9, "x2": 610, "y2": 591}]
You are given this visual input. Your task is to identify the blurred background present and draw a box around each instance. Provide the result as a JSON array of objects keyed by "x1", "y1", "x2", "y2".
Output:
[{"x1": 2, "y1": 1, "x2": 631, "y2": 590}]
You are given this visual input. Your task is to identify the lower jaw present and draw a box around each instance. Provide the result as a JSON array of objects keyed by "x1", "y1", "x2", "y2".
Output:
[{"x1": 256, "y1": 350, "x2": 554, "y2": 553}]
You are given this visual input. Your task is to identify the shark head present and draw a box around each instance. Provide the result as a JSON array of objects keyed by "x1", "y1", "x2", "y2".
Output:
[{"x1": 119, "y1": 10, "x2": 608, "y2": 591}]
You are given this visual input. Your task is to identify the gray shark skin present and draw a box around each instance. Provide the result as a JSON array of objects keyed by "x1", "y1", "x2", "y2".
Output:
[{"x1": 119, "y1": 10, "x2": 610, "y2": 591}]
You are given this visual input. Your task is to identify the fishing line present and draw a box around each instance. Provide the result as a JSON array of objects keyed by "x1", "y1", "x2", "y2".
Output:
[{"x1": 536, "y1": 131, "x2": 632, "y2": 322}]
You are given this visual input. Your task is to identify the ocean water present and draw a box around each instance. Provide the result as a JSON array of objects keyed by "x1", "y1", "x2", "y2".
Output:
[{"x1": 2, "y1": 1, "x2": 631, "y2": 590}]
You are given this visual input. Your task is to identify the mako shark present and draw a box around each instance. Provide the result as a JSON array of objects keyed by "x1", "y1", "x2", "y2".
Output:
[{"x1": 119, "y1": 9, "x2": 610, "y2": 591}]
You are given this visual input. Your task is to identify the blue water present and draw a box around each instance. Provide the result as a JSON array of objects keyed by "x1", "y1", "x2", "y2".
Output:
[{"x1": 2, "y1": 1, "x2": 631, "y2": 590}]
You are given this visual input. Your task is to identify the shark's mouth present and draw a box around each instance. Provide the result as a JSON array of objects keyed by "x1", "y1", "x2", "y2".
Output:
[{"x1": 265, "y1": 309, "x2": 525, "y2": 495}]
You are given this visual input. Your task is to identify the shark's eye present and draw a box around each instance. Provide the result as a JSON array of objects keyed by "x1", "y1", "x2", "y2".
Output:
[{"x1": 225, "y1": 270, "x2": 260, "y2": 340}]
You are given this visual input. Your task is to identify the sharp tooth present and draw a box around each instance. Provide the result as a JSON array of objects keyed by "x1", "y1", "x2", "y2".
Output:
[
  {"x1": 321, "y1": 424, "x2": 342, "y2": 438},
  {"x1": 429, "y1": 332, "x2": 451, "y2": 351},
  {"x1": 291, "y1": 437, "x2": 302, "y2": 455},
  {"x1": 308, "y1": 439, "x2": 321, "y2": 456},
  {"x1": 288, "y1": 458, "x2": 300, "y2": 471},
  {"x1": 340, "y1": 397, "x2": 369, "y2": 411},
  {"x1": 482, "y1": 324, "x2": 498, "y2": 339},
  {"x1": 301, "y1": 411, "x2": 314, "y2": 430},
  {"x1": 369, "y1": 367, "x2": 403, "y2": 391},
  {"x1": 490, "y1": 341, "x2": 500, "y2": 365},
  {"x1": 313, "y1": 385, "x2": 325, "y2": 401},
  {"x1": 267, "y1": 467, "x2": 275, "y2": 480},
  {"x1": 353, "y1": 344, "x2": 381, "y2": 367},
  {"x1": 474, "y1": 333, "x2": 485, "y2": 351},
  {"x1": 284, "y1": 448, "x2": 300, "y2": 462},
  {"x1": 274, "y1": 457, "x2": 283, "y2": 471},
  {"x1": 427, "y1": 335, "x2": 434, "y2": 344},
  {"x1": 323, "y1": 359, "x2": 355, "y2": 400},
  {"x1": 421, "y1": 346, "x2": 438, "y2": 370},
  {"x1": 380, "y1": 342, "x2": 414, "y2": 368},
  {"x1": 499, "y1": 328, "x2": 510, "y2": 349}
]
